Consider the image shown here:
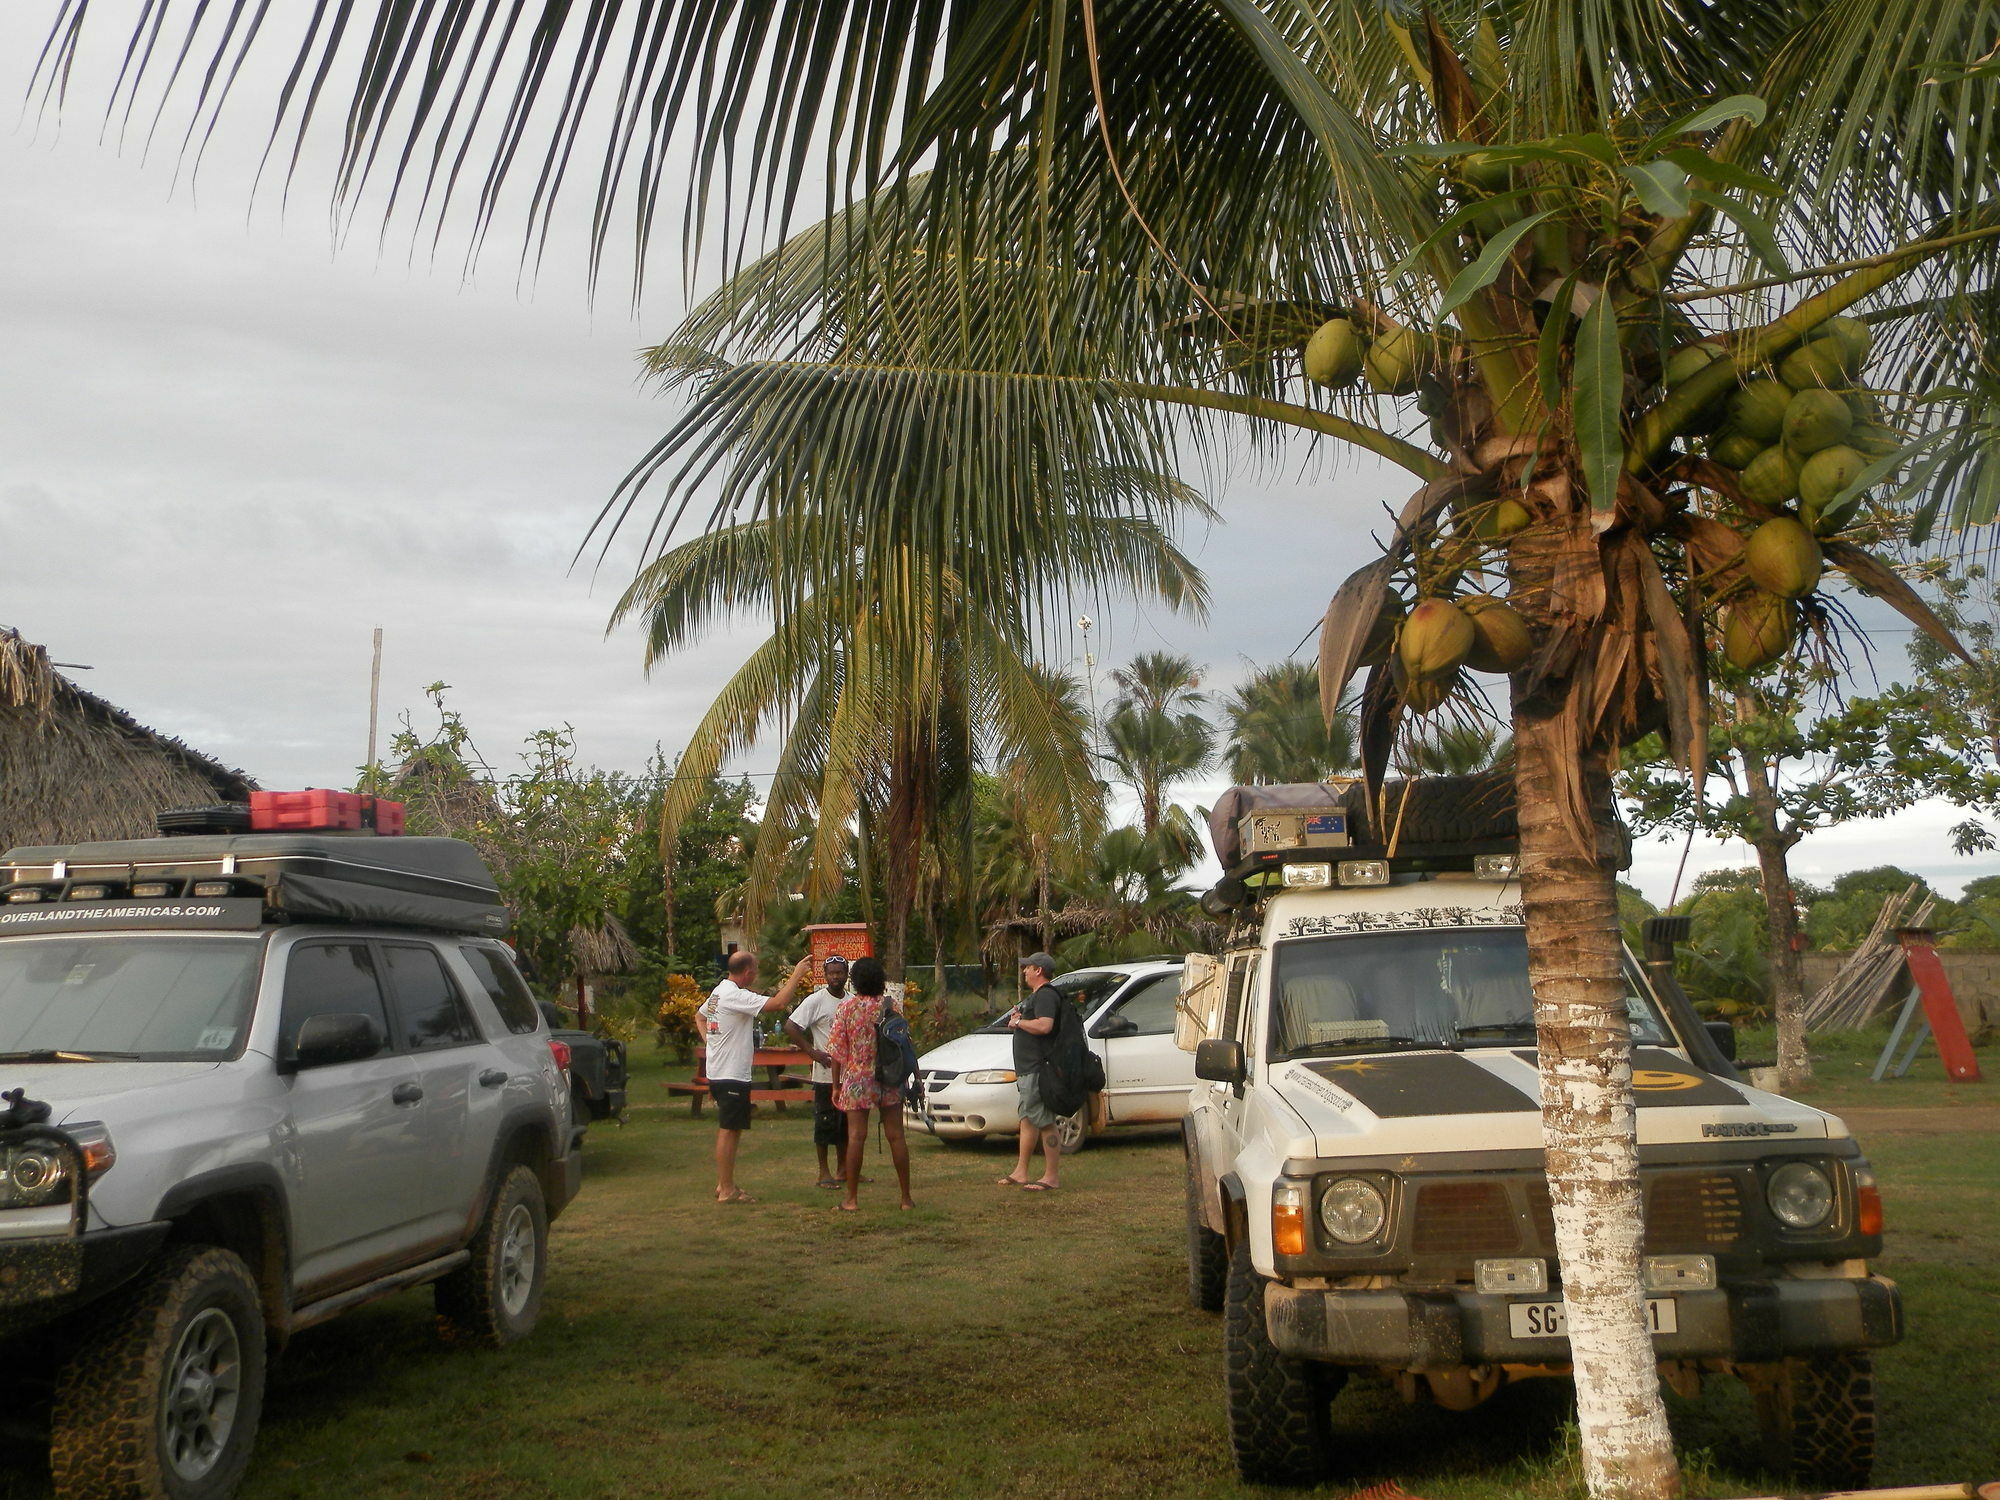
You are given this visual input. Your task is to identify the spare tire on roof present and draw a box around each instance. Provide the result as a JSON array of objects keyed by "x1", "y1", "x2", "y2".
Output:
[{"x1": 1342, "y1": 774, "x2": 1516, "y2": 848}]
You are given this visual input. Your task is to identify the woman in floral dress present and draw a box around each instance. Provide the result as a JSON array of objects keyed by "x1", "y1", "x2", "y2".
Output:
[{"x1": 825, "y1": 956, "x2": 915, "y2": 1211}]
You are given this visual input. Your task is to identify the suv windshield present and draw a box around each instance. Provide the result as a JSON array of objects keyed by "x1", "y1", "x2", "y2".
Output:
[
  {"x1": 0, "y1": 935, "x2": 263, "y2": 1061},
  {"x1": 1268, "y1": 927, "x2": 1672, "y2": 1060},
  {"x1": 978, "y1": 969, "x2": 1128, "y2": 1031}
]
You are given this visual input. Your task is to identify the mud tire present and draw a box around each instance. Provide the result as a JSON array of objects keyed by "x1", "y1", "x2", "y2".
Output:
[
  {"x1": 435, "y1": 1164, "x2": 547, "y2": 1347},
  {"x1": 1749, "y1": 1350, "x2": 1875, "y2": 1491},
  {"x1": 1223, "y1": 1239, "x2": 1336, "y2": 1485},
  {"x1": 1185, "y1": 1177, "x2": 1227, "y2": 1312},
  {"x1": 50, "y1": 1245, "x2": 267, "y2": 1500}
]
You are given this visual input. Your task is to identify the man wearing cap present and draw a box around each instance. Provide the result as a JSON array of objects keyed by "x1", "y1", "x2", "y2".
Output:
[
  {"x1": 1000, "y1": 952, "x2": 1066, "y2": 1191},
  {"x1": 783, "y1": 954, "x2": 853, "y2": 1188}
]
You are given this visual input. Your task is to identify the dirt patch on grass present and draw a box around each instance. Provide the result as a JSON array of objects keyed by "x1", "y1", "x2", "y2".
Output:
[{"x1": 1831, "y1": 1104, "x2": 2000, "y2": 1135}]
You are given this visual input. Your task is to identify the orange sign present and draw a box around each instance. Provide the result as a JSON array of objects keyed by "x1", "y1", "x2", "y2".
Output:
[{"x1": 803, "y1": 923, "x2": 874, "y2": 965}]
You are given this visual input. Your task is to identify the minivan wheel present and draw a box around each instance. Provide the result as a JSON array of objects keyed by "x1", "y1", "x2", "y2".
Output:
[
  {"x1": 1223, "y1": 1239, "x2": 1337, "y2": 1486},
  {"x1": 51, "y1": 1245, "x2": 267, "y2": 1500},
  {"x1": 1054, "y1": 1107, "x2": 1089, "y2": 1154},
  {"x1": 435, "y1": 1164, "x2": 548, "y2": 1347}
]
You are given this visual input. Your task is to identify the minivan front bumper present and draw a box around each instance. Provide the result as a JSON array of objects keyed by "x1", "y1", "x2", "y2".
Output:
[{"x1": 1262, "y1": 1273, "x2": 1902, "y2": 1367}]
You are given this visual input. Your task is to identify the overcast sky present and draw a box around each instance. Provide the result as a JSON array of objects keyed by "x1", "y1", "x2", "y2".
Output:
[{"x1": 2, "y1": 5, "x2": 1992, "y2": 908}]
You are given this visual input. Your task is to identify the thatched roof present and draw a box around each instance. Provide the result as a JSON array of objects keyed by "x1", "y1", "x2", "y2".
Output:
[
  {"x1": 568, "y1": 917, "x2": 641, "y2": 978},
  {"x1": 1, "y1": 629, "x2": 255, "y2": 851}
]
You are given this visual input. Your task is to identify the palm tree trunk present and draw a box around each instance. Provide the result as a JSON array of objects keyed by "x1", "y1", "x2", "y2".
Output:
[
  {"x1": 879, "y1": 736, "x2": 931, "y2": 983},
  {"x1": 1739, "y1": 738, "x2": 1810, "y2": 1090},
  {"x1": 1513, "y1": 704, "x2": 1680, "y2": 1500}
]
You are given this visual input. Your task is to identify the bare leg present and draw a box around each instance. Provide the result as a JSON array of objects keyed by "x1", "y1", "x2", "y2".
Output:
[
  {"x1": 715, "y1": 1128, "x2": 743, "y2": 1199},
  {"x1": 880, "y1": 1106, "x2": 914, "y2": 1208},
  {"x1": 815, "y1": 1140, "x2": 837, "y2": 1185},
  {"x1": 838, "y1": 1108, "x2": 869, "y2": 1209},
  {"x1": 1005, "y1": 1117, "x2": 1036, "y2": 1185},
  {"x1": 1036, "y1": 1125, "x2": 1061, "y2": 1188}
]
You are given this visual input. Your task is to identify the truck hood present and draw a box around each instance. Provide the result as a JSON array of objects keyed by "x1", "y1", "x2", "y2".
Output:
[
  {"x1": 1273, "y1": 1047, "x2": 1841, "y2": 1156},
  {"x1": 0, "y1": 1060, "x2": 225, "y2": 1122}
]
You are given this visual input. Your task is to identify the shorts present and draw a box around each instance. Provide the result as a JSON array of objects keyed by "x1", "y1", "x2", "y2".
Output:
[
  {"x1": 812, "y1": 1082, "x2": 850, "y2": 1147},
  {"x1": 1016, "y1": 1069, "x2": 1062, "y2": 1130},
  {"x1": 709, "y1": 1079, "x2": 752, "y2": 1131}
]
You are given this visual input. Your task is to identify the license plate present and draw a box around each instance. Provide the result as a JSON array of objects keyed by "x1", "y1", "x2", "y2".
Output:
[{"x1": 1508, "y1": 1298, "x2": 1678, "y2": 1339}]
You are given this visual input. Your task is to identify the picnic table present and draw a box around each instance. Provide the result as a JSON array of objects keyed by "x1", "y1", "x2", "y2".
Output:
[{"x1": 664, "y1": 1045, "x2": 816, "y2": 1115}]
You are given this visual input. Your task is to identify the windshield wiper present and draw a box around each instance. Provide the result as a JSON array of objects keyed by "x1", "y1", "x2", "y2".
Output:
[
  {"x1": 1281, "y1": 1036, "x2": 1442, "y2": 1059},
  {"x1": 0, "y1": 1049, "x2": 144, "y2": 1064}
]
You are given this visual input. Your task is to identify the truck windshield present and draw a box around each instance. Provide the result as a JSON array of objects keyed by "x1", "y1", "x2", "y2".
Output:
[
  {"x1": 0, "y1": 935, "x2": 263, "y2": 1061},
  {"x1": 1267, "y1": 927, "x2": 1672, "y2": 1060}
]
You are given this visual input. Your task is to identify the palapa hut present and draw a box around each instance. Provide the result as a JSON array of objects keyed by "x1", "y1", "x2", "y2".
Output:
[{"x1": 1, "y1": 629, "x2": 254, "y2": 850}]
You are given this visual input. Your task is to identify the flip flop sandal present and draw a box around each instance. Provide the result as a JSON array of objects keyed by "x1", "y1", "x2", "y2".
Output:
[
  {"x1": 717, "y1": 1189, "x2": 758, "y2": 1204},
  {"x1": 1021, "y1": 1181, "x2": 1057, "y2": 1192},
  {"x1": 996, "y1": 1176, "x2": 1027, "y2": 1187}
]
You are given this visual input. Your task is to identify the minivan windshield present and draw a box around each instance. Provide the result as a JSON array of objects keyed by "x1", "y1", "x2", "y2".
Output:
[
  {"x1": 0, "y1": 935, "x2": 263, "y2": 1061},
  {"x1": 1267, "y1": 927, "x2": 1672, "y2": 1060},
  {"x1": 978, "y1": 969, "x2": 1127, "y2": 1031}
]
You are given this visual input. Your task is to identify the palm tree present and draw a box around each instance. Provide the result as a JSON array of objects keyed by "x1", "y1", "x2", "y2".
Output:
[
  {"x1": 1102, "y1": 651, "x2": 1214, "y2": 834},
  {"x1": 53, "y1": 6, "x2": 2000, "y2": 1493},
  {"x1": 615, "y1": 500, "x2": 1204, "y2": 980},
  {"x1": 1222, "y1": 660, "x2": 1358, "y2": 784}
]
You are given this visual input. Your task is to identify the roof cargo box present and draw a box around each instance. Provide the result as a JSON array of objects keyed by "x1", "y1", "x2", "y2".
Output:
[
  {"x1": 0, "y1": 833, "x2": 506, "y2": 936},
  {"x1": 249, "y1": 789, "x2": 405, "y2": 835}
]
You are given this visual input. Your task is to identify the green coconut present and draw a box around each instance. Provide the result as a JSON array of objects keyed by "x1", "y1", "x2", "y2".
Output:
[
  {"x1": 1303, "y1": 318, "x2": 1367, "y2": 389},
  {"x1": 1459, "y1": 151, "x2": 1512, "y2": 195},
  {"x1": 1467, "y1": 496, "x2": 1533, "y2": 542},
  {"x1": 1739, "y1": 444, "x2": 1802, "y2": 507},
  {"x1": 1365, "y1": 326, "x2": 1427, "y2": 395},
  {"x1": 1798, "y1": 445, "x2": 1868, "y2": 529},
  {"x1": 1399, "y1": 598, "x2": 1476, "y2": 679},
  {"x1": 1723, "y1": 592, "x2": 1796, "y2": 671},
  {"x1": 1743, "y1": 517, "x2": 1824, "y2": 599},
  {"x1": 1727, "y1": 378, "x2": 1794, "y2": 443},
  {"x1": 1708, "y1": 429, "x2": 1766, "y2": 470},
  {"x1": 1782, "y1": 388, "x2": 1855, "y2": 455},
  {"x1": 1818, "y1": 315, "x2": 1875, "y2": 371},
  {"x1": 1402, "y1": 669, "x2": 1460, "y2": 716},
  {"x1": 1778, "y1": 337, "x2": 1855, "y2": 391},
  {"x1": 1460, "y1": 596, "x2": 1534, "y2": 674}
]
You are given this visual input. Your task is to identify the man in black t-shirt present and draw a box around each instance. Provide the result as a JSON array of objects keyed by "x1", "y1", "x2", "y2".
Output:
[{"x1": 999, "y1": 952, "x2": 1066, "y2": 1191}]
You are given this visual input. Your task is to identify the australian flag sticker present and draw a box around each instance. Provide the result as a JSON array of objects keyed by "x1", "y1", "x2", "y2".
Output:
[{"x1": 1303, "y1": 814, "x2": 1345, "y2": 835}]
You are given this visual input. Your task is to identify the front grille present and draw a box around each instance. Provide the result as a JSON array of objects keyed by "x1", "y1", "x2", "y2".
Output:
[
  {"x1": 1646, "y1": 1171, "x2": 1745, "y2": 1248},
  {"x1": 1412, "y1": 1181, "x2": 1523, "y2": 1255},
  {"x1": 921, "y1": 1069, "x2": 959, "y2": 1086}
]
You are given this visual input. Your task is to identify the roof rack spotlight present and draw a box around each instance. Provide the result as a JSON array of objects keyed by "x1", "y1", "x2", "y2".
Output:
[
  {"x1": 1473, "y1": 854, "x2": 1519, "y2": 881},
  {"x1": 1281, "y1": 863, "x2": 1333, "y2": 889},
  {"x1": 1336, "y1": 860, "x2": 1390, "y2": 887}
]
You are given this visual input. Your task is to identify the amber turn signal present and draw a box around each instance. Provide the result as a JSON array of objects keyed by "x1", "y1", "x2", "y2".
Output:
[
  {"x1": 1857, "y1": 1183, "x2": 1883, "y2": 1237},
  {"x1": 1272, "y1": 1202, "x2": 1307, "y2": 1257}
]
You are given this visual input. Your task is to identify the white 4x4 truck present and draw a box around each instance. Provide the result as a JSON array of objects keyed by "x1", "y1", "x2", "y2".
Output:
[
  {"x1": 1181, "y1": 776, "x2": 1899, "y2": 1490},
  {"x1": 0, "y1": 810, "x2": 580, "y2": 1499}
]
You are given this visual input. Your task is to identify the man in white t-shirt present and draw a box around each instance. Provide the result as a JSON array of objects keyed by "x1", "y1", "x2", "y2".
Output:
[
  {"x1": 700, "y1": 949, "x2": 813, "y2": 1203},
  {"x1": 783, "y1": 955, "x2": 852, "y2": 1187}
]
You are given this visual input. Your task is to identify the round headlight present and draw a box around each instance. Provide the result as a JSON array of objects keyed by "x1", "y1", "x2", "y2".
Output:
[
  {"x1": 1767, "y1": 1162, "x2": 1835, "y2": 1229},
  {"x1": 1319, "y1": 1178, "x2": 1387, "y2": 1244},
  {"x1": 6, "y1": 1147, "x2": 69, "y2": 1204}
]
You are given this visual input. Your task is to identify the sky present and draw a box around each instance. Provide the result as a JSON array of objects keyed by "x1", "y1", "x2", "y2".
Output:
[{"x1": 1, "y1": 5, "x2": 1993, "y2": 910}]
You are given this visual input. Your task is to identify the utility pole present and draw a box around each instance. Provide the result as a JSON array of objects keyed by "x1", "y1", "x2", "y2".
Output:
[{"x1": 365, "y1": 627, "x2": 384, "y2": 785}]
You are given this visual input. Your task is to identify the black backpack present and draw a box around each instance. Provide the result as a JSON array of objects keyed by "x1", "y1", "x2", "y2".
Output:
[
  {"x1": 872, "y1": 996, "x2": 924, "y2": 1106},
  {"x1": 1038, "y1": 1000, "x2": 1103, "y2": 1116}
]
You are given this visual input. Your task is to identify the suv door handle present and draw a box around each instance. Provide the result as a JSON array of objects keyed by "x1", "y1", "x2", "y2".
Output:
[
  {"x1": 479, "y1": 1068, "x2": 509, "y2": 1088},
  {"x1": 391, "y1": 1082, "x2": 424, "y2": 1105}
]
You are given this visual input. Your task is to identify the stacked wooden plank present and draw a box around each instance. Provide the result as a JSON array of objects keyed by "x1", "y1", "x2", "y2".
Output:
[{"x1": 1802, "y1": 883, "x2": 1934, "y2": 1031}]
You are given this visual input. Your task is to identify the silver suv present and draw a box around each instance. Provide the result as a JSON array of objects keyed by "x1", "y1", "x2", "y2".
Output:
[{"x1": 0, "y1": 829, "x2": 580, "y2": 1500}]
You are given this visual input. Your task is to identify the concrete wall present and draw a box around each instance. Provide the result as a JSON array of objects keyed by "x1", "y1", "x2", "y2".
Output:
[{"x1": 1802, "y1": 949, "x2": 2000, "y2": 1034}]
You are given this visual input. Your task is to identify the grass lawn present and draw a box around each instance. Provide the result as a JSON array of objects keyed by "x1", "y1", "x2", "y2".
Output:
[{"x1": 5, "y1": 1039, "x2": 1995, "y2": 1499}]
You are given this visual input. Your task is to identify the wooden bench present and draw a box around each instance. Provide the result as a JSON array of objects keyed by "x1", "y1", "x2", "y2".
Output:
[{"x1": 669, "y1": 1045, "x2": 817, "y2": 1115}]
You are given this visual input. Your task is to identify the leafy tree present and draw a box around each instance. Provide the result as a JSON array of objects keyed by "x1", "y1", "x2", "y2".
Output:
[
  {"x1": 1103, "y1": 651, "x2": 1215, "y2": 833},
  {"x1": 1800, "y1": 866, "x2": 1956, "y2": 949},
  {"x1": 1398, "y1": 719, "x2": 1512, "y2": 776},
  {"x1": 1621, "y1": 657, "x2": 1989, "y2": 1086},
  {"x1": 1222, "y1": 660, "x2": 1358, "y2": 784},
  {"x1": 1671, "y1": 870, "x2": 1774, "y2": 1021},
  {"x1": 63, "y1": 5, "x2": 2000, "y2": 1492}
]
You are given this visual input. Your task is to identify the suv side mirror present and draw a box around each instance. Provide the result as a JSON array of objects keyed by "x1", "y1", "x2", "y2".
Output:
[
  {"x1": 1092, "y1": 1016, "x2": 1140, "y2": 1039},
  {"x1": 1194, "y1": 1037, "x2": 1247, "y2": 1086},
  {"x1": 286, "y1": 1012, "x2": 384, "y2": 1072},
  {"x1": 1703, "y1": 1020, "x2": 1738, "y2": 1062}
]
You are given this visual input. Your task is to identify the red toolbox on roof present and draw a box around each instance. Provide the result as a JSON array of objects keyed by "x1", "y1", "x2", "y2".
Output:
[{"x1": 249, "y1": 790, "x2": 405, "y2": 835}]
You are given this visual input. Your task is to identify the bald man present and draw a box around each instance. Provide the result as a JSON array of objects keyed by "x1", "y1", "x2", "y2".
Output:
[{"x1": 700, "y1": 949, "x2": 812, "y2": 1203}]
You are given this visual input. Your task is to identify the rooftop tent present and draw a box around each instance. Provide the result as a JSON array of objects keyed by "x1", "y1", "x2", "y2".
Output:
[
  {"x1": 0, "y1": 629, "x2": 254, "y2": 850},
  {"x1": 1, "y1": 833, "x2": 508, "y2": 937}
]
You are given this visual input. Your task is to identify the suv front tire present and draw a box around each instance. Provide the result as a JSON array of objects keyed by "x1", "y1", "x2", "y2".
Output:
[
  {"x1": 1223, "y1": 1239, "x2": 1338, "y2": 1486},
  {"x1": 51, "y1": 1245, "x2": 267, "y2": 1500}
]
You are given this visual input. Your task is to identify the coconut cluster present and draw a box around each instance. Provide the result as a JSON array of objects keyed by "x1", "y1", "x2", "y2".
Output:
[
  {"x1": 1383, "y1": 587, "x2": 1533, "y2": 716},
  {"x1": 1303, "y1": 316, "x2": 1430, "y2": 395},
  {"x1": 1668, "y1": 315, "x2": 1891, "y2": 671}
]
